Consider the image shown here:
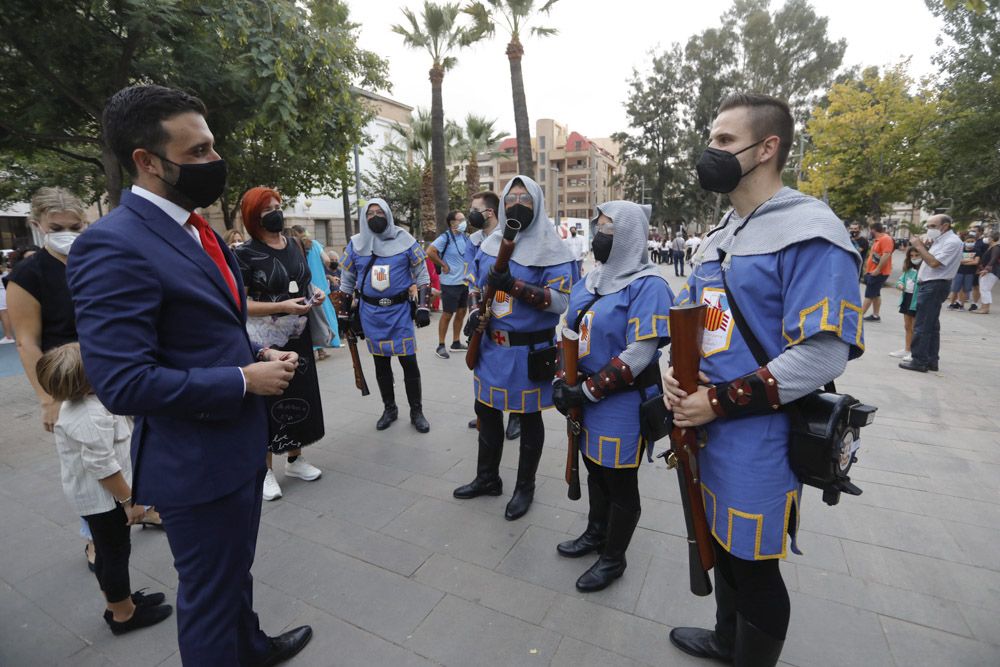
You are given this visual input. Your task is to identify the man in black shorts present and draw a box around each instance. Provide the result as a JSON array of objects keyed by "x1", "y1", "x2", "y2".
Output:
[{"x1": 428, "y1": 210, "x2": 470, "y2": 359}]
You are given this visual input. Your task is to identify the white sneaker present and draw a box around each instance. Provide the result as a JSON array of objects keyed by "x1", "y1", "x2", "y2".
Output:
[
  {"x1": 888, "y1": 349, "x2": 908, "y2": 358},
  {"x1": 0, "y1": 336, "x2": 14, "y2": 344},
  {"x1": 262, "y1": 469, "x2": 282, "y2": 501},
  {"x1": 285, "y1": 458, "x2": 322, "y2": 481},
  {"x1": 903, "y1": 354, "x2": 912, "y2": 362}
]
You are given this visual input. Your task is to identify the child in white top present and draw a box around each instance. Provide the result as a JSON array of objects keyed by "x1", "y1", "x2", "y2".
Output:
[{"x1": 37, "y1": 343, "x2": 172, "y2": 635}]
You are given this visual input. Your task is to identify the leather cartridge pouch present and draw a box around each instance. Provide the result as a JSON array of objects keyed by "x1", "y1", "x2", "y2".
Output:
[{"x1": 527, "y1": 345, "x2": 559, "y2": 382}]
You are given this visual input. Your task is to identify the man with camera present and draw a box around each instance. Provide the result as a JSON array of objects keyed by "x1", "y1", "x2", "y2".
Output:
[{"x1": 662, "y1": 93, "x2": 864, "y2": 667}]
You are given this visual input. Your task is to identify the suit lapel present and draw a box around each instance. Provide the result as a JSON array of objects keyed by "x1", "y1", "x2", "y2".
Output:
[{"x1": 121, "y1": 191, "x2": 242, "y2": 320}]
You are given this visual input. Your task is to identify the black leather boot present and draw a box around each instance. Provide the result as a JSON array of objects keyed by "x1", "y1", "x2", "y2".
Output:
[
  {"x1": 505, "y1": 413, "x2": 521, "y2": 440},
  {"x1": 733, "y1": 614, "x2": 784, "y2": 667},
  {"x1": 453, "y1": 434, "x2": 504, "y2": 499},
  {"x1": 404, "y1": 377, "x2": 429, "y2": 433},
  {"x1": 669, "y1": 566, "x2": 737, "y2": 661},
  {"x1": 557, "y1": 479, "x2": 608, "y2": 557},
  {"x1": 375, "y1": 372, "x2": 397, "y2": 430},
  {"x1": 575, "y1": 503, "x2": 640, "y2": 592},
  {"x1": 505, "y1": 438, "x2": 542, "y2": 520}
]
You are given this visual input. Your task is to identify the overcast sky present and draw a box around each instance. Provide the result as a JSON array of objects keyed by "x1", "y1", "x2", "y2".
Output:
[{"x1": 345, "y1": 0, "x2": 945, "y2": 139}]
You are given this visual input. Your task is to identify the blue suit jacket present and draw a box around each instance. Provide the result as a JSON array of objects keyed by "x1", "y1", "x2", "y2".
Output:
[{"x1": 67, "y1": 190, "x2": 267, "y2": 507}]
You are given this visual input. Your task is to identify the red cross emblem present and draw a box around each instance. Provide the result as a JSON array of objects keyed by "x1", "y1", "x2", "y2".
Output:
[{"x1": 492, "y1": 330, "x2": 509, "y2": 346}]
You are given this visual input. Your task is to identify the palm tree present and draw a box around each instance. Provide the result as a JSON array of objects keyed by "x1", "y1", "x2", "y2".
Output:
[
  {"x1": 465, "y1": 0, "x2": 559, "y2": 176},
  {"x1": 393, "y1": 2, "x2": 481, "y2": 233},
  {"x1": 390, "y1": 109, "x2": 436, "y2": 237},
  {"x1": 458, "y1": 114, "x2": 507, "y2": 199}
]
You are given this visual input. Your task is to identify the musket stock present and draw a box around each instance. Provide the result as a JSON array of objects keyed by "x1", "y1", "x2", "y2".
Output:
[
  {"x1": 465, "y1": 220, "x2": 521, "y2": 370},
  {"x1": 561, "y1": 328, "x2": 582, "y2": 501}
]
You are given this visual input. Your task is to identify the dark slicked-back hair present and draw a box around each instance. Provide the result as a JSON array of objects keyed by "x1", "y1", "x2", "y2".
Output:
[
  {"x1": 717, "y1": 92, "x2": 794, "y2": 171},
  {"x1": 102, "y1": 85, "x2": 208, "y2": 177},
  {"x1": 472, "y1": 190, "x2": 500, "y2": 214}
]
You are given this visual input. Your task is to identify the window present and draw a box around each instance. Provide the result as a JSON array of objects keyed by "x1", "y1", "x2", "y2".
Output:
[
  {"x1": 539, "y1": 136, "x2": 546, "y2": 150},
  {"x1": 575, "y1": 141, "x2": 582, "y2": 151}
]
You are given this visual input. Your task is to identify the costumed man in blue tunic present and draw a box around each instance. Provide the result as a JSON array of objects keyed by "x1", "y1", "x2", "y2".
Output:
[
  {"x1": 663, "y1": 94, "x2": 864, "y2": 667},
  {"x1": 453, "y1": 176, "x2": 578, "y2": 520},
  {"x1": 339, "y1": 199, "x2": 432, "y2": 433},
  {"x1": 462, "y1": 190, "x2": 521, "y2": 441},
  {"x1": 552, "y1": 200, "x2": 674, "y2": 592}
]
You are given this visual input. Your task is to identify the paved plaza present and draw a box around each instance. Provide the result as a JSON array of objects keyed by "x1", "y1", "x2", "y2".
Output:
[{"x1": 1, "y1": 256, "x2": 998, "y2": 667}]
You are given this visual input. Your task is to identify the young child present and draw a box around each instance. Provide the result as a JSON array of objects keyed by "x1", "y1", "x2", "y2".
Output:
[
  {"x1": 36, "y1": 343, "x2": 173, "y2": 635},
  {"x1": 889, "y1": 247, "x2": 922, "y2": 361}
]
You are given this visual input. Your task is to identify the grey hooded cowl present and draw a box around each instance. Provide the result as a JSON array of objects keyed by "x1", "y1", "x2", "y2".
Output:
[
  {"x1": 585, "y1": 201, "x2": 665, "y2": 295},
  {"x1": 351, "y1": 198, "x2": 417, "y2": 257},
  {"x1": 479, "y1": 175, "x2": 576, "y2": 267}
]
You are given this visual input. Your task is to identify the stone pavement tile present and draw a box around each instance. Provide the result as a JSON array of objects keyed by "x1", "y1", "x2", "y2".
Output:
[
  {"x1": 0, "y1": 579, "x2": 87, "y2": 665},
  {"x1": 413, "y1": 553, "x2": 557, "y2": 625},
  {"x1": 0, "y1": 503, "x2": 82, "y2": 584},
  {"x1": 880, "y1": 615, "x2": 1000, "y2": 667},
  {"x1": 793, "y1": 565, "x2": 971, "y2": 637},
  {"x1": 852, "y1": 481, "x2": 1000, "y2": 531},
  {"x1": 540, "y1": 593, "x2": 679, "y2": 666},
  {"x1": 128, "y1": 526, "x2": 179, "y2": 591},
  {"x1": 404, "y1": 594, "x2": 562, "y2": 667},
  {"x1": 273, "y1": 467, "x2": 420, "y2": 531},
  {"x1": 327, "y1": 433, "x2": 462, "y2": 478},
  {"x1": 549, "y1": 636, "x2": 650, "y2": 667},
  {"x1": 251, "y1": 580, "x2": 311, "y2": 638},
  {"x1": 841, "y1": 540, "x2": 1000, "y2": 612},
  {"x1": 496, "y1": 524, "x2": 653, "y2": 615},
  {"x1": 787, "y1": 528, "x2": 850, "y2": 575},
  {"x1": 279, "y1": 604, "x2": 438, "y2": 667},
  {"x1": 781, "y1": 592, "x2": 893, "y2": 667},
  {"x1": 253, "y1": 534, "x2": 443, "y2": 644},
  {"x1": 941, "y1": 518, "x2": 1000, "y2": 572},
  {"x1": 849, "y1": 466, "x2": 933, "y2": 494},
  {"x1": 634, "y1": 552, "x2": 720, "y2": 630},
  {"x1": 958, "y1": 604, "x2": 1000, "y2": 646},
  {"x1": 292, "y1": 447, "x2": 413, "y2": 487},
  {"x1": 383, "y1": 496, "x2": 526, "y2": 569},
  {"x1": 57, "y1": 646, "x2": 116, "y2": 666},
  {"x1": 260, "y1": 500, "x2": 432, "y2": 577}
]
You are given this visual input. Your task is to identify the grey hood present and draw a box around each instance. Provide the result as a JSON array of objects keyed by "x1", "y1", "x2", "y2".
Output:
[
  {"x1": 585, "y1": 200, "x2": 665, "y2": 295},
  {"x1": 351, "y1": 198, "x2": 417, "y2": 257},
  {"x1": 479, "y1": 175, "x2": 576, "y2": 267}
]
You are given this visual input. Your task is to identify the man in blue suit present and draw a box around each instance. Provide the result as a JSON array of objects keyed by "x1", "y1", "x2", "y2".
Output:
[{"x1": 67, "y1": 85, "x2": 313, "y2": 666}]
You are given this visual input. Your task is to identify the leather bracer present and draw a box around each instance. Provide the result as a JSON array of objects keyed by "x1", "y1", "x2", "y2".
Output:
[
  {"x1": 707, "y1": 367, "x2": 781, "y2": 418},
  {"x1": 584, "y1": 357, "x2": 635, "y2": 400},
  {"x1": 509, "y1": 279, "x2": 552, "y2": 309},
  {"x1": 331, "y1": 291, "x2": 352, "y2": 317}
]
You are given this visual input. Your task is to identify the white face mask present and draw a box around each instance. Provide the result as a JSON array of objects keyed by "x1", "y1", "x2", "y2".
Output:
[
  {"x1": 911, "y1": 258, "x2": 922, "y2": 266},
  {"x1": 925, "y1": 228, "x2": 942, "y2": 241},
  {"x1": 456, "y1": 221, "x2": 467, "y2": 233},
  {"x1": 45, "y1": 231, "x2": 81, "y2": 256}
]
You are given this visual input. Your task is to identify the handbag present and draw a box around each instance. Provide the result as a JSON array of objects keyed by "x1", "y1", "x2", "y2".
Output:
[{"x1": 720, "y1": 269, "x2": 876, "y2": 506}]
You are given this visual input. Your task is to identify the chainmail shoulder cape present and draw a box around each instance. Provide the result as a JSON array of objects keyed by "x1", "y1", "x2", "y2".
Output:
[
  {"x1": 479, "y1": 175, "x2": 576, "y2": 267},
  {"x1": 694, "y1": 187, "x2": 861, "y2": 270},
  {"x1": 350, "y1": 198, "x2": 417, "y2": 257},
  {"x1": 585, "y1": 200, "x2": 666, "y2": 295}
]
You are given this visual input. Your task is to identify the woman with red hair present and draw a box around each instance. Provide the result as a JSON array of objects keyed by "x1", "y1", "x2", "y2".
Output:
[{"x1": 234, "y1": 187, "x2": 325, "y2": 502}]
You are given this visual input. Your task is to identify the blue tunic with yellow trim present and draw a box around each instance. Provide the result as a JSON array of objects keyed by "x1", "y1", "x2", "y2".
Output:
[
  {"x1": 472, "y1": 252, "x2": 577, "y2": 412},
  {"x1": 568, "y1": 275, "x2": 674, "y2": 468},
  {"x1": 343, "y1": 240, "x2": 426, "y2": 356},
  {"x1": 677, "y1": 238, "x2": 863, "y2": 561}
]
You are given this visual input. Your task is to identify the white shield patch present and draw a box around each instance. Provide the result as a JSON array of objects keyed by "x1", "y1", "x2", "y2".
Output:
[
  {"x1": 371, "y1": 264, "x2": 391, "y2": 292},
  {"x1": 491, "y1": 290, "x2": 513, "y2": 318},
  {"x1": 578, "y1": 312, "x2": 594, "y2": 358},
  {"x1": 700, "y1": 287, "x2": 734, "y2": 357}
]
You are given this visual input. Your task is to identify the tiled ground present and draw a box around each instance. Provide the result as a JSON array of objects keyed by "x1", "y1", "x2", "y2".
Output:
[{"x1": 1, "y1": 257, "x2": 997, "y2": 666}]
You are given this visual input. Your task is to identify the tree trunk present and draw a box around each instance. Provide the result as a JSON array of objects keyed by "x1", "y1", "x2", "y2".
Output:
[
  {"x1": 420, "y1": 163, "x2": 435, "y2": 241},
  {"x1": 342, "y1": 176, "x2": 354, "y2": 244},
  {"x1": 430, "y1": 65, "x2": 449, "y2": 234},
  {"x1": 220, "y1": 192, "x2": 234, "y2": 230},
  {"x1": 101, "y1": 144, "x2": 123, "y2": 209},
  {"x1": 507, "y1": 38, "x2": 534, "y2": 177},
  {"x1": 466, "y1": 150, "x2": 479, "y2": 202}
]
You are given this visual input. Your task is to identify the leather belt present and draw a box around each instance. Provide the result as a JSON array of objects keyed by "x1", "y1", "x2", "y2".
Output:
[
  {"x1": 361, "y1": 291, "x2": 409, "y2": 307},
  {"x1": 488, "y1": 328, "x2": 555, "y2": 348}
]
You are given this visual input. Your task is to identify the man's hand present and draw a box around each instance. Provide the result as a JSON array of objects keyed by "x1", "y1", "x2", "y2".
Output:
[
  {"x1": 262, "y1": 348, "x2": 298, "y2": 365},
  {"x1": 487, "y1": 266, "x2": 515, "y2": 292},
  {"x1": 909, "y1": 236, "x2": 926, "y2": 250},
  {"x1": 440, "y1": 265, "x2": 450, "y2": 275},
  {"x1": 282, "y1": 298, "x2": 311, "y2": 315},
  {"x1": 661, "y1": 365, "x2": 716, "y2": 427},
  {"x1": 409, "y1": 284, "x2": 419, "y2": 299},
  {"x1": 552, "y1": 378, "x2": 588, "y2": 416},
  {"x1": 41, "y1": 397, "x2": 61, "y2": 433},
  {"x1": 242, "y1": 360, "x2": 296, "y2": 396}
]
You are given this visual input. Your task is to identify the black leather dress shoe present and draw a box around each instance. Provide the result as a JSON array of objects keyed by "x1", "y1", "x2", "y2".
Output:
[
  {"x1": 376, "y1": 404, "x2": 398, "y2": 430},
  {"x1": 255, "y1": 625, "x2": 313, "y2": 667},
  {"x1": 131, "y1": 589, "x2": 166, "y2": 607},
  {"x1": 104, "y1": 604, "x2": 173, "y2": 636},
  {"x1": 468, "y1": 418, "x2": 478, "y2": 429},
  {"x1": 928, "y1": 361, "x2": 939, "y2": 372},
  {"x1": 453, "y1": 477, "x2": 502, "y2": 499},
  {"x1": 899, "y1": 360, "x2": 928, "y2": 373},
  {"x1": 669, "y1": 627, "x2": 733, "y2": 661}
]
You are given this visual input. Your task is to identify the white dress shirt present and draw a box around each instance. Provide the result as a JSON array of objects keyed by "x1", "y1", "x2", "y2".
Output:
[
  {"x1": 918, "y1": 229, "x2": 963, "y2": 282},
  {"x1": 55, "y1": 395, "x2": 133, "y2": 517}
]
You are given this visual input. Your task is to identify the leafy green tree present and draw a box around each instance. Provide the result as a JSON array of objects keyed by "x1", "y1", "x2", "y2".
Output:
[
  {"x1": 393, "y1": 2, "x2": 481, "y2": 234},
  {"x1": 465, "y1": 0, "x2": 559, "y2": 176},
  {"x1": 0, "y1": 0, "x2": 387, "y2": 226},
  {"x1": 800, "y1": 64, "x2": 948, "y2": 221}
]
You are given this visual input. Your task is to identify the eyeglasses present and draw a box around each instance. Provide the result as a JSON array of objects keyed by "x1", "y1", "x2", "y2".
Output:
[{"x1": 504, "y1": 193, "x2": 533, "y2": 205}]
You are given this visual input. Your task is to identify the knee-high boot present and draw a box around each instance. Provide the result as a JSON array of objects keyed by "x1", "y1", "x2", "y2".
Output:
[
  {"x1": 404, "y1": 377, "x2": 429, "y2": 433},
  {"x1": 452, "y1": 433, "x2": 504, "y2": 498},
  {"x1": 575, "y1": 503, "x2": 639, "y2": 592},
  {"x1": 375, "y1": 371, "x2": 397, "y2": 430},
  {"x1": 557, "y1": 477, "x2": 608, "y2": 557},
  {"x1": 669, "y1": 565, "x2": 737, "y2": 660},
  {"x1": 733, "y1": 613, "x2": 784, "y2": 667},
  {"x1": 504, "y1": 438, "x2": 542, "y2": 520}
]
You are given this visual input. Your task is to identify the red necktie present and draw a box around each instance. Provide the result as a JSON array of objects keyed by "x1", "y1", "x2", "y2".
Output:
[{"x1": 187, "y1": 213, "x2": 242, "y2": 310}]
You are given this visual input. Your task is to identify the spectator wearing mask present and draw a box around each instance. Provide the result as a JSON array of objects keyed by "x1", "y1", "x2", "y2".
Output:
[
  {"x1": 889, "y1": 246, "x2": 923, "y2": 360},
  {"x1": 969, "y1": 226, "x2": 987, "y2": 309},
  {"x1": 973, "y1": 231, "x2": 999, "y2": 315},
  {"x1": 848, "y1": 222, "x2": 870, "y2": 281},
  {"x1": 947, "y1": 232, "x2": 980, "y2": 310},
  {"x1": 223, "y1": 228, "x2": 245, "y2": 248},
  {"x1": 566, "y1": 225, "x2": 588, "y2": 275},
  {"x1": 289, "y1": 225, "x2": 342, "y2": 354},
  {"x1": 861, "y1": 222, "x2": 894, "y2": 322},
  {"x1": 427, "y1": 210, "x2": 470, "y2": 358},
  {"x1": 900, "y1": 215, "x2": 964, "y2": 373}
]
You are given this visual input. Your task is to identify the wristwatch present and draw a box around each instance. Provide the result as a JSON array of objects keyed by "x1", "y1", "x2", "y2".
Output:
[{"x1": 256, "y1": 347, "x2": 270, "y2": 362}]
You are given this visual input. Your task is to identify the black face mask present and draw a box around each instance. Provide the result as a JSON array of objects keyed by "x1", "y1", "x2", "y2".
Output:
[
  {"x1": 368, "y1": 215, "x2": 388, "y2": 234},
  {"x1": 695, "y1": 139, "x2": 764, "y2": 194},
  {"x1": 505, "y1": 204, "x2": 534, "y2": 229},
  {"x1": 261, "y1": 210, "x2": 284, "y2": 233},
  {"x1": 329, "y1": 261, "x2": 339, "y2": 271},
  {"x1": 155, "y1": 154, "x2": 228, "y2": 208},
  {"x1": 592, "y1": 231, "x2": 613, "y2": 263},
  {"x1": 468, "y1": 209, "x2": 486, "y2": 229}
]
